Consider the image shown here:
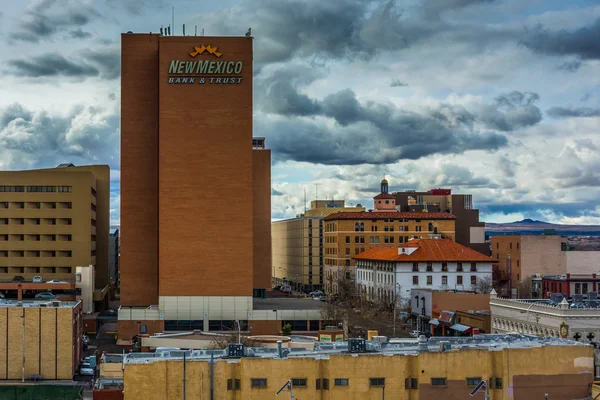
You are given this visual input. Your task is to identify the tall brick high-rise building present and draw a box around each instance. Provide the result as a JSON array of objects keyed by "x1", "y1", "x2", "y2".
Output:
[{"x1": 119, "y1": 33, "x2": 275, "y2": 338}]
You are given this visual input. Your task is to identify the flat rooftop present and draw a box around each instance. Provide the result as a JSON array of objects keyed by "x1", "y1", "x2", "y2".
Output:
[
  {"x1": 253, "y1": 298, "x2": 324, "y2": 311},
  {"x1": 0, "y1": 299, "x2": 79, "y2": 308},
  {"x1": 125, "y1": 334, "x2": 589, "y2": 364}
]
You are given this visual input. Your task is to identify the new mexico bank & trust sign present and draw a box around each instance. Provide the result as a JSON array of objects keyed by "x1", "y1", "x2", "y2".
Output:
[{"x1": 168, "y1": 45, "x2": 243, "y2": 85}]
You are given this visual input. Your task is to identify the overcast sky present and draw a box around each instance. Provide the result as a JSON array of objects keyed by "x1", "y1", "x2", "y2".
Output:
[{"x1": 0, "y1": 0, "x2": 599, "y2": 226}]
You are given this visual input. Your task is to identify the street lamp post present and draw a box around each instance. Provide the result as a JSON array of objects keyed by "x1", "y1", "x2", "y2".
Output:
[{"x1": 21, "y1": 312, "x2": 25, "y2": 383}]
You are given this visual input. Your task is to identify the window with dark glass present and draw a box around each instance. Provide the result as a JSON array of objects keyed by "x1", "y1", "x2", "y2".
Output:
[
  {"x1": 413, "y1": 276, "x2": 418, "y2": 285},
  {"x1": 431, "y1": 378, "x2": 446, "y2": 386},
  {"x1": 442, "y1": 262, "x2": 448, "y2": 272},
  {"x1": 427, "y1": 276, "x2": 432, "y2": 285},
  {"x1": 426, "y1": 262, "x2": 432, "y2": 272},
  {"x1": 457, "y1": 276, "x2": 463, "y2": 285},
  {"x1": 292, "y1": 379, "x2": 307, "y2": 387},
  {"x1": 412, "y1": 263, "x2": 418, "y2": 272},
  {"x1": 251, "y1": 378, "x2": 267, "y2": 388},
  {"x1": 457, "y1": 262, "x2": 463, "y2": 272},
  {"x1": 471, "y1": 276, "x2": 477, "y2": 285},
  {"x1": 334, "y1": 378, "x2": 349, "y2": 386},
  {"x1": 466, "y1": 377, "x2": 481, "y2": 387},
  {"x1": 369, "y1": 378, "x2": 385, "y2": 387}
]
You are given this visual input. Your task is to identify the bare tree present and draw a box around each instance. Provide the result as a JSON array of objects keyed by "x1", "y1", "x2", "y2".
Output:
[
  {"x1": 518, "y1": 276, "x2": 532, "y2": 299},
  {"x1": 474, "y1": 276, "x2": 493, "y2": 294}
]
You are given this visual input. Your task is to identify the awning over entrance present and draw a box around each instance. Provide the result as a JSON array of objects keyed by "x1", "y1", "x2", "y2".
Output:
[
  {"x1": 429, "y1": 318, "x2": 439, "y2": 325},
  {"x1": 450, "y1": 324, "x2": 471, "y2": 333}
]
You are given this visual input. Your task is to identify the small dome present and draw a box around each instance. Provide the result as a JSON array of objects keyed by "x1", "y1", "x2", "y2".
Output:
[{"x1": 381, "y1": 178, "x2": 388, "y2": 184}]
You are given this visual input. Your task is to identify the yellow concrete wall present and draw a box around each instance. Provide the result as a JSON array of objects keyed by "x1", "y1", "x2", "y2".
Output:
[
  {"x1": 0, "y1": 309, "x2": 6, "y2": 379},
  {"x1": 123, "y1": 344, "x2": 593, "y2": 400},
  {"x1": 7, "y1": 308, "x2": 23, "y2": 379},
  {"x1": 56, "y1": 307, "x2": 74, "y2": 379},
  {"x1": 40, "y1": 308, "x2": 57, "y2": 379},
  {"x1": 24, "y1": 308, "x2": 40, "y2": 376}
]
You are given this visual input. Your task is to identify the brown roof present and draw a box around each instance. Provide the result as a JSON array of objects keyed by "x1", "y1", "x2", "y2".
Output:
[
  {"x1": 373, "y1": 193, "x2": 395, "y2": 200},
  {"x1": 324, "y1": 211, "x2": 456, "y2": 221},
  {"x1": 352, "y1": 239, "x2": 492, "y2": 262}
]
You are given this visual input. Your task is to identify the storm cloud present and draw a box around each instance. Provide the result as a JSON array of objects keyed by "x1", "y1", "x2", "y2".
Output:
[
  {"x1": 9, "y1": 0, "x2": 100, "y2": 43},
  {"x1": 521, "y1": 18, "x2": 600, "y2": 60},
  {"x1": 547, "y1": 107, "x2": 600, "y2": 118},
  {"x1": 5, "y1": 47, "x2": 120, "y2": 80}
]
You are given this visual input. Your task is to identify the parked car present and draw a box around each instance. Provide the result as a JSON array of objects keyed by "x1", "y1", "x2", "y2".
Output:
[
  {"x1": 280, "y1": 285, "x2": 292, "y2": 293},
  {"x1": 46, "y1": 279, "x2": 62, "y2": 284},
  {"x1": 79, "y1": 362, "x2": 94, "y2": 376},
  {"x1": 32, "y1": 276, "x2": 43, "y2": 283},
  {"x1": 101, "y1": 309, "x2": 117, "y2": 316},
  {"x1": 35, "y1": 292, "x2": 56, "y2": 300},
  {"x1": 12, "y1": 276, "x2": 25, "y2": 283},
  {"x1": 312, "y1": 295, "x2": 325, "y2": 301},
  {"x1": 408, "y1": 330, "x2": 421, "y2": 338},
  {"x1": 309, "y1": 290, "x2": 324, "y2": 297}
]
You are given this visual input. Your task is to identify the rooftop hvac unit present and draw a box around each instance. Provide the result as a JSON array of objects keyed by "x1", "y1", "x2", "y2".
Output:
[
  {"x1": 227, "y1": 344, "x2": 244, "y2": 358},
  {"x1": 373, "y1": 336, "x2": 389, "y2": 344},
  {"x1": 348, "y1": 338, "x2": 366, "y2": 353}
]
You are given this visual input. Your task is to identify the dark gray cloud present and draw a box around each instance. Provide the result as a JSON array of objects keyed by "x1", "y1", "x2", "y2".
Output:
[
  {"x1": 9, "y1": 0, "x2": 100, "y2": 43},
  {"x1": 5, "y1": 54, "x2": 99, "y2": 78},
  {"x1": 271, "y1": 189, "x2": 284, "y2": 196},
  {"x1": 557, "y1": 60, "x2": 582, "y2": 72},
  {"x1": 69, "y1": 28, "x2": 93, "y2": 39},
  {"x1": 0, "y1": 102, "x2": 119, "y2": 170},
  {"x1": 423, "y1": 0, "x2": 496, "y2": 18},
  {"x1": 390, "y1": 79, "x2": 408, "y2": 87},
  {"x1": 104, "y1": 0, "x2": 167, "y2": 15},
  {"x1": 521, "y1": 18, "x2": 600, "y2": 60},
  {"x1": 255, "y1": 69, "x2": 549, "y2": 164},
  {"x1": 192, "y1": 0, "x2": 514, "y2": 66},
  {"x1": 5, "y1": 47, "x2": 120, "y2": 80},
  {"x1": 477, "y1": 91, "x2": 542, "y2": 132},
  {"x1": 547, "y1": 106, "x2": 600, "y2": 118}
]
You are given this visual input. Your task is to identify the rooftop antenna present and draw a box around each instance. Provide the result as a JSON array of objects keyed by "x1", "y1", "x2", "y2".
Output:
[
  {"x1": 202, "y1": 28, "x2": 204, "y2": 36},
  {"x1": 172, "y1": 6, "x2": 175, "y2": 35},
  {"x1": 183, "y1": 24, "x2": 185, "y2": 36},
  {"x1": 245, "y1": 27, "x2": 252, "y2": 37},
  {"x1": 195, "y1": 25, "x2": 197, "y2": 36},
  {"x1": 160, "y1": 25, "x2": 164, "y2": 35}
]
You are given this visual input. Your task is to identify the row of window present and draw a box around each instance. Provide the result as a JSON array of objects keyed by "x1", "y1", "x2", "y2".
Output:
[
  {"x1": 0, "y1": 202, "x2": 72, "y2": 209},
  {"x1": 0, "y1": 250, "x2": 73, "y2": 257},
  {"x1": 0, "y1": 218, "x2": 72, "y2": 225},
  {"x1": 241, "y1": 377, "x2": 502, "y2": 389},
  {"x1": 0, "y1": 186, "x2": 73, "y2": 193},
  {"x1": 0, "y1": 266, "x2": 72, "y2": 274},
  {"x1": 0, "y1": 234, "x2": 72, "y2": 241},
  {"x1": 164, "y1": 320, "x2": 321, "y2": 332}
]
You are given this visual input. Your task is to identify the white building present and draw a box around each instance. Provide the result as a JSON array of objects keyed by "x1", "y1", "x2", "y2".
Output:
[
  {"x1": 354, "y1": 239, "x2": 493, "y2": 302},
  {"x1": 491, "y1": 291, "x2": 600, "y2": 342}
]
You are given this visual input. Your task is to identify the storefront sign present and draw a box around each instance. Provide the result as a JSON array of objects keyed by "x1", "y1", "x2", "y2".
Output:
[{"x1": 168, "y1": 45, "x2": 244, "y2": 85}]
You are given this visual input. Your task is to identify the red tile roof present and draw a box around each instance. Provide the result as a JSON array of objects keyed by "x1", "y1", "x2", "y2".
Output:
[
  {"x1": 324, "y1": 211, "x2": 456, "y2": 221},
  {"x1": 373, "y1": 193, "x2": 395, "y2": 200},
  {"x1": 352, "y1": 239, "x2": 492, "y2": 262}
]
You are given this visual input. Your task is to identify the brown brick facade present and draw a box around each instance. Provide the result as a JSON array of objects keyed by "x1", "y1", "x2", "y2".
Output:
[
  {"x1": 121, "y1": 34, "x2": 262, "y2": 303},
  {"x1": 120, "y1": 34, "x2": 160, "y2": 306}
]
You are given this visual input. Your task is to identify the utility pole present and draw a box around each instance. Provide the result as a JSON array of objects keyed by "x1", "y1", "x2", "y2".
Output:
[
  {"x1": 21, "y1": 311, "x2": 25, "y2": 383},
  {"x1": 183, "y1": 351, "x2": 187, "y2": 400}
]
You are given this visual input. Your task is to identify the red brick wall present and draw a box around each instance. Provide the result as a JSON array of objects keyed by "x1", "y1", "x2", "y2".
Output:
[
  {"x1": 120, "y1": 34, "x2": 160, "y2": 306},
  {"x1": 253, "y1": 149, "x2": 272, "y2": 291},
  {"x1": 117, "y1": 320, "x2": 164, "y2": 340},
  {"x1": 157, "y1": 37, "x2": 254, "y2": 297}
]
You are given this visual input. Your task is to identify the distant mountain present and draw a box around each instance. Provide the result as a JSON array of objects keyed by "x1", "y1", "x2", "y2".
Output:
[{"x1": 486, "y1": 219, "x2": 600, "y2": 236}]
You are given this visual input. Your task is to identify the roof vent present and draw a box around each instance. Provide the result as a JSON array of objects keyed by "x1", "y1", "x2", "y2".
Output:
[{"x1": 348, "y1": 338, "x2": 367, "y2": 353}]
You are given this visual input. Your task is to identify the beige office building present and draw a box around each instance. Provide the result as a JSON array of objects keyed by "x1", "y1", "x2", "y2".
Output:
[
  {"x1": 272, "y1": 200, "x2": 364, "y2": 292},
  {"x1": 0, "y1": 164, "x2": 110, "y2": 288}
]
